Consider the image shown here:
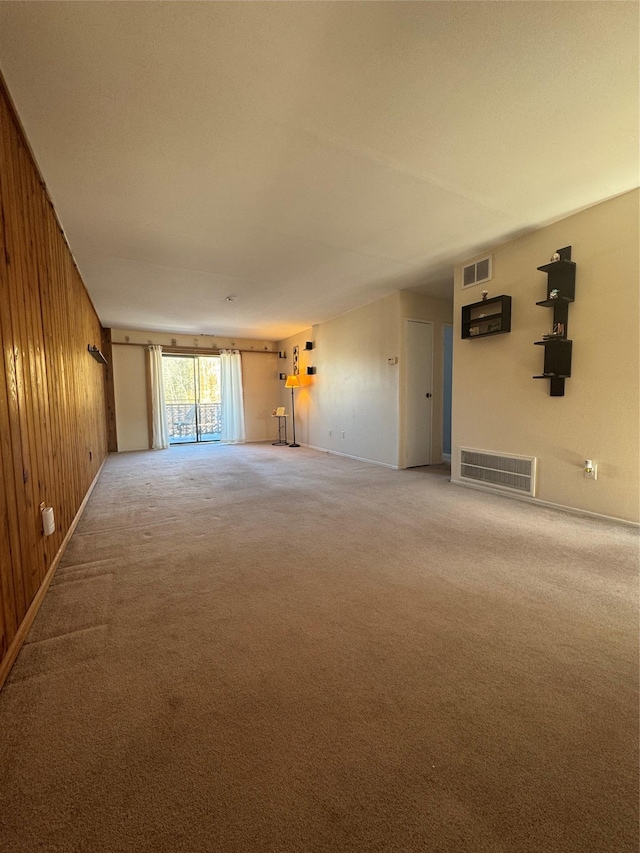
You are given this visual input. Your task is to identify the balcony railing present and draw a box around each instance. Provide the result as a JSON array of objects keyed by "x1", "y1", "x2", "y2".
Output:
[{"x1": 166, "y1": 402, "x2": 221, "y2": 443}]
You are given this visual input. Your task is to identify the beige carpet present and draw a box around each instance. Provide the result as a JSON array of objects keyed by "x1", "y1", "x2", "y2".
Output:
[{"x1": 0, "y1": 443, "x2": 637, "y2": 852}]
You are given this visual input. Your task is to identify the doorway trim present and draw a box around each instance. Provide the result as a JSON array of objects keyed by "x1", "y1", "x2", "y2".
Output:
[{"x1": 442, "y1": 323, "x2": 453, "y2": 464}]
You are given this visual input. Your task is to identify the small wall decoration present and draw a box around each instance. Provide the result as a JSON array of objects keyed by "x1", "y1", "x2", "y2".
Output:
[{"x1": 293, "y1": 345, "x2": 299, "y2": 375}]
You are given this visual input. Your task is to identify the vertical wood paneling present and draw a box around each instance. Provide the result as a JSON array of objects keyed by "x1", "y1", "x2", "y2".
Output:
[
  {"x1": 8, "y1": 126, "x2": 45, "y2": 604},
  {"x1": 0, "y1": 223, "x2": 19, "y2": 658},
  {"x1": 0, "y1": 76, "x2": 109, "y2": 686},
  {"x1": 101, "y1": 327, "x2": 118, "y2": 452},
  {"x1": 0, "y1": 113, "x2": 30, "y2": 618}
]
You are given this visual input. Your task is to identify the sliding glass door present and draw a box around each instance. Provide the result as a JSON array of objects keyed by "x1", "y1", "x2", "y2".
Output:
[{"x1": 162, "y1": 355, "x2": 221, "y2": 444}]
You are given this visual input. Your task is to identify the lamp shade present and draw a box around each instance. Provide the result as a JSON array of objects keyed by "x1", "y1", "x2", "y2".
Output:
[{"x1": 285, "y1": 375, "x2": 301, "y2": 388}]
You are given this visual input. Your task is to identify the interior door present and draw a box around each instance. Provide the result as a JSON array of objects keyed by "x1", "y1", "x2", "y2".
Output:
[
  {"x1": 404, "y1": 320, "x2": 434, "y2": 467},
  {"x1": 442, "y1": 324, "x2": 453, "y2": 460}
]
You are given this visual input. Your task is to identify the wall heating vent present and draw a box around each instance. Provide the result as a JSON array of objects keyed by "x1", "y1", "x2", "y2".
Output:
[
  {"x1": 460, "y1": 448, "x2": 536, "y2": 496},
  {"x1": 462, "y1": 256, "x2": 492, "y2": 288}
]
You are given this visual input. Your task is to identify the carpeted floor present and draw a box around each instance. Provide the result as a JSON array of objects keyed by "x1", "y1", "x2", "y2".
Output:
[{"x1": 0, "y1": 443, "x2": 638, "y2": 852}]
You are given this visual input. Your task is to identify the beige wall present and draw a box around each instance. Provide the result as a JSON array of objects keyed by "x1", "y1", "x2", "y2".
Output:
[
  {"x1": 110, "y1": 329, "x2": 277, "y2": 353},
  {"x1": 242, "y1": 351, "x2": 280, "y2": 442},
  {"x1": 278, "y1": 295, "x2": 401, "y2": 466},
  {"x1": 111, "y1": 329, "x2": 280, "y2": 450},
  {"x1": 112, "y1": 345, "x2": 149, "y2": 452},
  {"x1": 275, "y1": 327, "x2": 314, "y2": 448},
  {"x1": 278, "y1": 292, "x2": 453, "y2": 468},
  {"x1": 315, "y1": 294, "x2": 402, "y2": 467},
  {"x1": 452, "y1": 189, "x2": 639, "y2": 523}
]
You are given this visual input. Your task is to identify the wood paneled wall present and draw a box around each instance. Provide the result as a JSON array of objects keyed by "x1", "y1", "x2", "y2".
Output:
[{"x1": 0, "y1": 78, "x2": 109, "y2": 685}]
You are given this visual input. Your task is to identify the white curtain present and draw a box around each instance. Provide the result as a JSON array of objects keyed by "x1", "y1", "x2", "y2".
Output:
[
  {"x1": 220, "y1": 349, "x2": 245, "y2": 444},
  {"x1": 148, "y1": 345, "x2": 169, "y2": 450}
]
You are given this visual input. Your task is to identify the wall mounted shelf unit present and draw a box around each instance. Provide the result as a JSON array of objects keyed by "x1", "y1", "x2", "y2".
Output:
[
  {"x1": 461, "y1": 294, "x2": 511, "y2": 339},
  {"x1": 533, "y1": 246, "x2": 575, "y2": 396},
  {"x1": 88, "y1": 344, "x2": 108, "y2": 365}
]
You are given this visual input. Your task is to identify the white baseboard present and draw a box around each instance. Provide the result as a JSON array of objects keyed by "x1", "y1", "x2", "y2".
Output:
[
  {"x1": 303, "y1": 443, "x2": 399, "y2": 469},
  {"x1": 450, "y1": 477, "x2": 639, "y2": 528}
]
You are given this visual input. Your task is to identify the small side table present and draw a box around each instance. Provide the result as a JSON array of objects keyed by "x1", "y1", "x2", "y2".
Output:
[{"x1": 272, "y1": 415, "x2": 289, "y2": 446}]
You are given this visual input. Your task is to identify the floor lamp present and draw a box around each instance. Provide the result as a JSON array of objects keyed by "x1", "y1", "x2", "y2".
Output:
[{"x1": 285, "y1": 374, "x2": 301, "y2": 447}]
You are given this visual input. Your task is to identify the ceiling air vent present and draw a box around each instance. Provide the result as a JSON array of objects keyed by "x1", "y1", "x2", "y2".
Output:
[{"x1": 462, "y1": 256, "x2": 492, "y2": 288}]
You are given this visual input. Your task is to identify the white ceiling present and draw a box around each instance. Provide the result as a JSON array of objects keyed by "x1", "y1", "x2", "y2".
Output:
[{"x1": 0, "y1": 2, "x2": 637, "y2": 341}]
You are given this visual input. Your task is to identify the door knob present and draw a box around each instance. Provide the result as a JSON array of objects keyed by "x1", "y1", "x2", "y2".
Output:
[{"x1": 425, "y1": 393, "x2": 432, "y2": 398}]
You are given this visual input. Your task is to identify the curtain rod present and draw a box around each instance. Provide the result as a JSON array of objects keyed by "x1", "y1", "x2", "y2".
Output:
[{"x1": 112, "y1": 341, "x2": 277, "y2": 355}]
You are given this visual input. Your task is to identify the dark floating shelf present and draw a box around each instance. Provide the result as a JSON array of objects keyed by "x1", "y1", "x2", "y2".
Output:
[
  {"x1": 88, "y1": 345, "x2": 108, "y2": 365},
  {"x1": 535, "y1": 296, "x2": 574, "y2": 307},
  {"x1": 534, "y1": 246, "x2": 575, "y2": 396},
  {"x1": 462, "y1": 311, "x2": 502, "y2": 324},
  {"x1": 461, "y1": 295, "x2": 512, "y2": 339},
  {"x1": 536, "y1": 258, "x2": 576, "y2": 275},
  {"x1": 467, "y1": 329, "x2": 506, "y2": 338}
]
